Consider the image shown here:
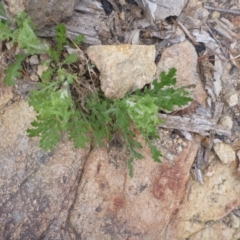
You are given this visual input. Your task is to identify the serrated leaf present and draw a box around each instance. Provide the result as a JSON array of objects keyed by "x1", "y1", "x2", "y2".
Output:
[
  {"x1": 146, "y1": 139, "x2": 162, "y2": 162},
  {"x1": 156, "y1": 68, "x2": 177, "y2": 89},
  {"x1": 41, "y1": 68, "x2": 55, "y2": 82},
  {"x1": 18, "y1": 20, "x2": 49, "y2": 54},
  {"x1": 57, "y1": 68, "x2": 77, "y2": 84},
  {"x1": 125, "y1": 94, "x2": 160, "y2": 135},
  {"x1": 63, "y1": 53, "x2": 78, "y2": 65},
  {"x1": 85, "y1": 94, "x2": 114, "y2": 146},
  {"x1": 155, "y1": 88, "x2": 192, "y2": 111},
  {"x1": 67, "y1": 112, "x2": 90, "y2": 148},
  {"x1": 47, "y1": 49, "x2": 59, "y2": 63},
  {"x1": 27, "y1": 118, "x2": 62, "y2": 151},
  {"x1": 28, "y1": 88, "x2": 75, "y2": 150},
  {"x1": 55, "y1": 23, "x2": 67, "y2": 58},
  {"x1": 74, "y1": 34, "x2": 84, "y2": 45},
  {"x1": 0, "y1": 22, "x2": 14, "y2": 41},
  {"x1": 3, "y1": 54, "x2": 28, "y2": 85},
  {"x1": 15, "y1": 12, "x2": 34, "y2": 29}
]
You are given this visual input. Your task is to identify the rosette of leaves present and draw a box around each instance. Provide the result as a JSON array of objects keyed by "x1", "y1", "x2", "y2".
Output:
[{"x1": 0, "y1": 10, "x2": 192, "y2": 176}]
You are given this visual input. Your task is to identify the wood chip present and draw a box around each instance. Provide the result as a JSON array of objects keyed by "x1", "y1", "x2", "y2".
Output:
[{"x1": 159, "y1": 113, "x2": 231, "y2": 137}]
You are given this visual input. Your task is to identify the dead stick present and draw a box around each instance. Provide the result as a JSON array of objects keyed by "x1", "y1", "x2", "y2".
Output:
[
  {"x1": 172, "y1": 18, "x2": 198, "y2": 45},
  {"x1": 204, "y1": 6, "x2": 240, "y2": 15}
]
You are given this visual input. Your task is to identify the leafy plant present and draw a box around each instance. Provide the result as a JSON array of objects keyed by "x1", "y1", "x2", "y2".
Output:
[
  {"x1": 0, "y1": 12, "x2": 48, "y2": 85},
  {"x1": 0, "y1": 11, "x2": 192, "y2": 177}
]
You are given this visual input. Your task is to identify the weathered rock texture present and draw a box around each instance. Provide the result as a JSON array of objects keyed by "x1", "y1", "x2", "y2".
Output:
[
  {"x1": 2, "y1": 0, "x2": 78, "y2": 29},
  {"x1": 157, "y1": 41, "x2": 207, "y2": 105},
  {"x1": 214, "y1": 142, "x2": 236, "y2": 164},
  {"x1": 0, "y1": 96, "x2": 90, "y2": 239},
  {"x1": 157, "y1": 41, "x2": 197, "y2": 88},
  {"x1": 68, "y1": 136, "x2": 199, "y2": 239},
  {"x1": 1, "y1": 94, "x2": 240, "y2": 239},
  {"x1": 188, "y1": 221, "x2": 235, "y2": 240},
  {"x1": 87, "y1": 45, "x2": 156, "y2": 99},
  {"x1": 166, "y1": 160, "x2": 240, "y2": 239}
]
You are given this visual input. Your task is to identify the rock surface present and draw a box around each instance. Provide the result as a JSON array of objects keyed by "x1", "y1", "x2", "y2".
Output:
[
  {"x1": 214, "y1": 142, "x2": 236, "y2": 164},
  {"x1": 87, "y1": 45, "x2": 156, "y2": 99},
  {"x1": 0, "y1": 93, "x2": 201, "y2": 239},
  {"x1": 188, "y1": 221, "x2": 235, "y2": 240},
  {"x1": 69, "y1": 136, "x2": 199, "y2": 239},
  {"x1": 157, "y1": 41, "x2": 197, "y2": 88},
  {"x1": 0, "y1": 95, "x2": 90, "y2": 239},
  {"x1": 156, "y1": 41, "x2": 207, "y2": 105},
  {"x1": 166, "y1": 160, "x2": 240, "y2": 239},
  {"x1": 2, "y1": 0, "x2": 78, "y2": 29},
  {"x1": 0, "y1": 87, "x2": 240, "y2": 240}
]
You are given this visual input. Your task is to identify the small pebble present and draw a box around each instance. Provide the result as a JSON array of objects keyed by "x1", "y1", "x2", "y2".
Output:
[
  {"x1": 224, "y1": 92, "x2": 238, "y2": 107},
  {"x1": 214, "y1": 142, "x2": 235, "y2": 164},
  {"x1": 182, "y1": 142, "x2": 187, "y2": 147},
  {"x1": 30, "y1": 74, "x2": 39, "y2": 82},
  {"x1": 219, "y1": 115, "x2": 233, "y2": 129},
  {"x1": 211, "y1": 11, "x2": 220, "y2": 19},
  {"x1": 177, "y1": 145, "x2": 182, "y2": 153},
  {"x1": 29, "y1": 55, "x2": 39, "y2": 65},
  {"x1": 177, "y1": 138, "x2": 183, "y2": 144},
  {"x1": 166, "y1": 153, "x2": 175, "y2": 161},
  {"x1": 37, "y1": 65, "x2": 48, "y2": 77}
]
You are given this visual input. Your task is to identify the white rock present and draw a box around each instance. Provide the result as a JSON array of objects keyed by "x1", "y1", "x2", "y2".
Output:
[
  {"x1": 219, "y1": 115, "x2": 233, "y2": 129},
  {"x1": 214, "y1": 142, "x2": 235, "y2": 164},
  {"x1": 224, "y1": 92, "x2": 238, "y2": 107},
  {"x1": 29, "y1": 55, "x2": 39, "y2": 65},
  {"x1": 87, "y1": 45, "x2": 156, "y2": 99}
]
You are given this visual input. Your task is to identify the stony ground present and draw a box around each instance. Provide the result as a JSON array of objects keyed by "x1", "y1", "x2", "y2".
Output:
[{"x1": 1, "y1": 0, "x2": 240, "y2": 239}]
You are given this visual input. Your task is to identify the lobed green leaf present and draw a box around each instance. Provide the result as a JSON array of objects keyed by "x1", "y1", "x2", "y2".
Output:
[
  {"x1": 18, "y1": 20, "x2": 49, "y2": 54},
  {"x1": 74, "y1": 34, "x2": 84, "y2": 45},
  {"x1": 3, "y1": 54, "x2": 28, "y2": 85}
]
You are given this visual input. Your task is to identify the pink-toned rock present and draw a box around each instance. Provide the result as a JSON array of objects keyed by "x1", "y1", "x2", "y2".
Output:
[
  {"x1": 69, "y1": 136, "x2": 199, "y2": 239},
  {"x1": 1, "y1": 96, "x2": 240, "y2": 240}
]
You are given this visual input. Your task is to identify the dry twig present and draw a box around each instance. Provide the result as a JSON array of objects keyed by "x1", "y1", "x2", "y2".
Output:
[{"x1": 204, "y1": 6, "x2": 240, "y2": 15}]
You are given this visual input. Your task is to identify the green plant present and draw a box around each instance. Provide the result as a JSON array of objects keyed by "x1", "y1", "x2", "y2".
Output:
[{"x1": 0, "y1": 11, "x2": 192, "y2": 177}]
